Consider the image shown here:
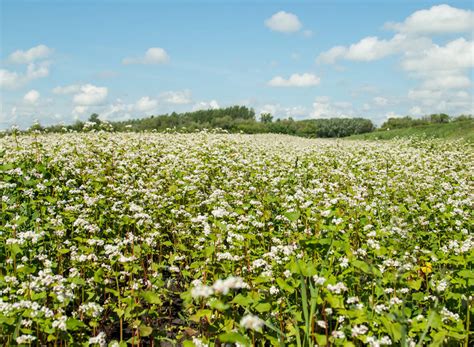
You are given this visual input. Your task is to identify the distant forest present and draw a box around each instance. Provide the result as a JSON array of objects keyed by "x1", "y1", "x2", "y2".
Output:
[{"x1": 16, "y1": 105, "x2": 473, "y2": 138}]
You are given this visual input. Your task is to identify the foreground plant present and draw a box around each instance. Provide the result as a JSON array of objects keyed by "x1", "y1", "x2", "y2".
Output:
[{"x1": 0, "y1": 132, "x2": 472, "y2": 346}]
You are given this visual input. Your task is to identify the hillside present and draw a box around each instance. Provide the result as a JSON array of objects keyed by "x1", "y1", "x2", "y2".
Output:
[{"x1": 348, "y1": 120, "x2": 474, "y2": 142}]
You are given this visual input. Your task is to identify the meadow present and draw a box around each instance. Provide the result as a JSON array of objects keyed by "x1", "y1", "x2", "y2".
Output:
[{"x1": 0, "y1": 132, "x2": 472, "y2": 346}]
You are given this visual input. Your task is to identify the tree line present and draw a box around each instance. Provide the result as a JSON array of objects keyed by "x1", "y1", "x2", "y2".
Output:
[
  {"x1": 39, "y1": 106, "x2": 374, "y2": 138},
  {"x1": 9, "y1": 106, "x2": 472, "y2": 138},
  {"x1": 381, "y1": 113, "x2": 472, "y2": 130}
]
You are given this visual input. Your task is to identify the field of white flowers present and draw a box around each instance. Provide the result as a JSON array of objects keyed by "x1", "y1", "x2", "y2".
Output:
[{"x1": 1, "y1": 132, "x2": 473, "y2": 346}]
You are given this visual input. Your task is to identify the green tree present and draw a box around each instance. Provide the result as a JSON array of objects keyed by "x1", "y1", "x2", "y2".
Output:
[{"x1": 260, "y1": 113, "x2": 273, "y2": 123}]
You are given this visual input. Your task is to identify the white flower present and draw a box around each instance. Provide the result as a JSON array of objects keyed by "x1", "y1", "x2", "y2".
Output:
[
  {"x1": 332, "y1": 330, "x2": 345, "y2": 339},
  {"x1": 436, "y1": 280, "x2": 448, "y2": 292},
  {"x1": 192, "y1": 337, "x2": 209, "y2": 347},
  {"x1": 88, "y1": 331, "x2": 107, "y2": 346},
  {"x1": 339, "y1": 257, "x2": 349, "y2": 268},
  {"x1": 240, "y1": 314, "x2": 264, "y2": 331},
  {"x1": 317, "y1": 320, "x2": 327, "y2": 328},
  {"x1": 52, "y1": 316, "x2": 67, "y2": 331},
  {"x1": 212, "y1": 276, "x2": 248, "y2": 295},
  {"x1": 347, "y1": 296, "x2": 359, "y2": 304},
  {"x1": 380, "y1": 336, "x2": 392, "y2": 345},
  {"x1": 351, "y1": 324, "x2": 368, "y2": 337},
  {"x1": 313, "y1": 275, "x2": 326, "y2": 286},
  {"x1": 269, "y1": 285, "x2": 279, "y2": 295},
  {"x1": 16, "y1": 335, "x2": 37, "y2": 344},
  {"x1": 327, "y1": 282, "x2": 347, "y2": 294},
  {"x1": 191, "y1": 284, "x2": 214, "y2": 299}
]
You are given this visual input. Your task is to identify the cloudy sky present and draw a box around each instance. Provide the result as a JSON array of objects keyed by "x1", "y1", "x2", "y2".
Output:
[{"x1": 1, "y1": 0, "x2": 473, "y2": 129}]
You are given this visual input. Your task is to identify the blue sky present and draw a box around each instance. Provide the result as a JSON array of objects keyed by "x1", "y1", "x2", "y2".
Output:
[{"x1": 1, "y1": 0, "x2": 473, "y2": 129}]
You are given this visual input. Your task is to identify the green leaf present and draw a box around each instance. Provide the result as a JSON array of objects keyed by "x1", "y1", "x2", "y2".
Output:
[
  {"x1": 141, "y1": 291, "x2": 162, "y2": 305},
  {"x1": 458, "y1": 269, "x2": 474, "y2": 278},
  {"x1": 430, "y1": 331, "x2": 447, "y2": 347},
  {"x1": 209, "y1": 299, "x2": 229, "y2": 311},
  {"x1": 218, "y1": 332, "x2": 250, "y2": 344},
  {"x1": 352, "y1": 260, "x2": 371, "y2": 274},
  {"x1": 139, "y1": 324, "x2": 153, "y2": 337},
  {"x1": 408, "y1": 279, "x2": 422, "y2": 290},
  {"x1": 276, "y1": 277, "x2": 295, "y2": 293},
  {"x1": 66, "y1": 318, "x2": 86, "y2": 331},
  {"x1": 284, "y1": 211, "x2": 300, "y2": 222},
  {"x1": 232, "y1": 294, "x2": 253, "y2": 307},
  {"x1": 316, "y1": 334, "x2": 327, "y2": 345},
  {"x1": 255, "y1": 302, "x2": 272, "y2": 313}
]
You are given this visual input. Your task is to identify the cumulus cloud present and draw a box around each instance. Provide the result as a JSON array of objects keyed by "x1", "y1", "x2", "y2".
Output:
[
  {"x1": 52, "y1": 84, "x2": 81, "y2": 94},
  {"x1": 192, "y1": 100, "x2": 220, "y2": 111},
  {"x1": 258, "y1": 104, "x2": 307, "y2": 118},
  {"x1": 160, "y1": 90, "x2": 192, "y2": 104},
  {"x1": 315, "y1": 4, "x2": 473, "y2": 117},
  {"x1": 401, "y1": 38, "x2": 473, "y2": 74},
  {"x1": 123, "y1": 47, "x2": 170, "y2": 65},
  {"x1": 373, "y1": 96, "x2": 388, "y2": 106},
  {"x1": 73, "y1": 84, "x2": 108, "y2": 106},
  {"x1": 8, "y1": 44, "x2": 52, "y2": 64},
  {"x1": 317, "y1": 34, "x2": 432, "y2": 63},
  {"x1": 311, "y1": 96, "x2": 355, "y2": 118},
  {"x1": 407, "y1": 87, "x2": 473, "y2": 115},
  {"x1": 317, "y1": 5, "x2": 473, "y2": 65},
  {"x1": 135, "y1": 96, "x2": 158, "y2": 112},
  {"x1": 268, "y1": 73, "x2": 320, "y2": 87},
  {"x1": 385, "y1": 4, "x2": 474, "y2": 35},
  {"x1": 316, "y1": 46, "x2": 347, "y2": 64},
  {"x1": 421, "y1": 74, "x2": 471, "y2": 90},
  {"x1": 73, "y1": 106, "x2": 88, "y2": 116},
  {"x1": 23, "y1": 90, "x2": 40, "y2": 104},
  {"x1": 0, "y1": 62, "x2": 51, "y2": 89},
  {"x1": 265, "y1": 11, "x2": 302, "y2": 33}
]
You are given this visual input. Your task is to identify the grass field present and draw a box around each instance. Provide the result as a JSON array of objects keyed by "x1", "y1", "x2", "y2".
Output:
[
  {"x1": 349, "y1": 120, "x2": 474, "y2": 142},
  {"x1": 1, "y1": 133, "x2": 473, "y2": 346}
]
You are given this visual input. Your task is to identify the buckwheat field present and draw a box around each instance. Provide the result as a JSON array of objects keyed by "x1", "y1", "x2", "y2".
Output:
[{"x1": 1, "y1": 132, "x2": 473, "y2": 346}]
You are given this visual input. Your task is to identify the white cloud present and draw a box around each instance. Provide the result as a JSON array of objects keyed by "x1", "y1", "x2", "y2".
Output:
[
  {"x1": 53, "y1": 84, "x2": 81, "y2": 94},
  {"x1": 384, "y1": 111, "x2": 404, "y2": 119},
  {"x1": 123, "y1": 47, "x2": 169, "y2": 65},
  {"x1": 0, "y1": 62, "x2": 50, "y2": 89},
  {"x1": 259, "y1": 104, "x2": 307, "y2": 118},
  {"x1": 316, "y1": 46, "x2": 347, "y2": 64},
  {"x1": 135, "y1": 96, "x2": 158, "y2": 112},
  {"x1": 23, "y1": 90, "x2": 40, "y2": 104},
  {"x1": 401, "y1": 38, "x2": 474, "y2": 74},
  {"x1": 373, "y1": 96, "x2": 388, "y2": 106},
  {"x1": 317, "y1": 5, "x2": 473, "y2": 65},
  {"x1": 310, "y1": 96, "x2": 354, "y2": 118},
  {"x1": 268, "y1": 73, "x2": 320, "y2": 87},
  {"x1": 421, "y1": 74, "x2": 471, "y2": 90},
  {"x1": 73, "y1": 106, "x2": 88, "y2": 116},
  {"x1": 265, "y1": 11, "x2": 302, "y2": 33},
  {"x1": 407, "y1": 87, "x2": 474, "y2": 115},
  {"x1": 160, "y1": 90, "x2": 192, "y2": 104},
  {"x1": 409, "y1": 106, "x2": 424, "y2": 116},
  {"x1": 73, "y1": 84, "x2": 108, "y2": 106},
  {"x1": 0, "y1": 69, "x2": 20, "y2": 89},
  {"x1": 302, "y1": 30, "x2": 313, "y2": 38},
  {"x1": 315, "y1": 4, "x2": 473, "y2": 117},
  {"x1": 385, "y1": 4, "x2": 474, "y2": 35},
  {"x1": 8, "y1": 44, "x2": 52, "y2": 64},
  {"x1": 408, "y1": 89, "x2": 443, "y2": 103},
  {"x1": 317, "y1": 34, "x2": 431, "y2": 63},
  {"x1": 192, "y1": 100, "x2": 220, "y2": 111}
]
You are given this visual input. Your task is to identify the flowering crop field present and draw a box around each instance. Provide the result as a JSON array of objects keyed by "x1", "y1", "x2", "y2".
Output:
[{"x1": 1, "y1": 132, "x2": 473, "y2": 346}]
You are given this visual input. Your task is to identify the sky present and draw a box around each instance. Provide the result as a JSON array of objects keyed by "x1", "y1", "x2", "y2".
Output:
[{"x1": 1, "y1": 0, "x2": 473, "y2": 129}]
